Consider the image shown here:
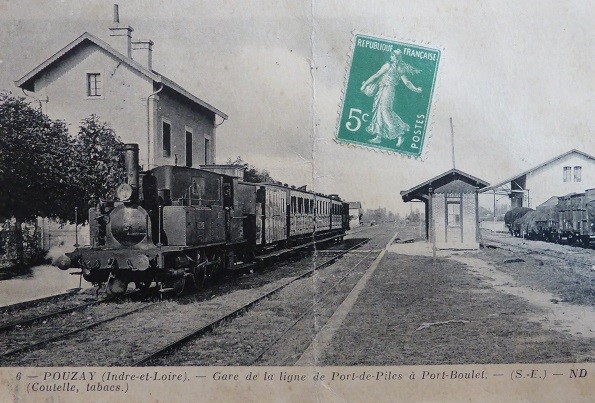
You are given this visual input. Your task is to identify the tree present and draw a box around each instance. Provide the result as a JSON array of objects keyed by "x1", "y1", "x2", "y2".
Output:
[
  {"x1": 71, "y1": 115, "x2": 125, "y2": 222},
  {"x1": 406, "y1": 209, "x2": 421, "y2": 223},
  {"x1": 0, "y1": 93, "x2": 75, "y2": 266},
  {"x1": 0, "y1": 95, "x2": 125, "y2": 267},
  {"x1": 226, "y1": 156, "x2": 277, "y2": 184}
]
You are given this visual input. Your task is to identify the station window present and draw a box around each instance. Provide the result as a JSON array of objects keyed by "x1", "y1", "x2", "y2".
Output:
[
  {"x1": 574, "y1": 166, "x2": 582, "y2": 182},
  {"x1": 204, "y1": 138, "x2": 210, "y2": 165},
  {"x1": 185, "y1": 130, "x2": 193, "y2": 167},
  {"x1": 447, "y1": 202, "x2": 461, "y2": 227},
  {"x1": 563, "y1": 166, "x2": 571, "y2": 182},
  {"x1": 87, "y1": 73, "x2": 102, "y2": 97},
  {"x1": 162, "y1": 121, "x2": 171, "y2": 158}
]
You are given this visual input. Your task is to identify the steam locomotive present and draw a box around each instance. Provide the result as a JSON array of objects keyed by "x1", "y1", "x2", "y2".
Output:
[
  {"x1": 61, "y1": 144, "x2": 350, "y2": 295},
  {"x1": 505, "y1": 188, "x2": 595, "y2": 246}
]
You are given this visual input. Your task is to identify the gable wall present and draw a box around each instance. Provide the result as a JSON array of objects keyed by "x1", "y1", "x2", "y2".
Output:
[
  {"x1": 34, "y1": 43, "x2": 153, "y2": 167},
  {"x1": 30, "y1": 42, "x2": 217, "y2": 170},
  {"x1": 524, "y1": 154, "x2": 595, "y2": 207}
]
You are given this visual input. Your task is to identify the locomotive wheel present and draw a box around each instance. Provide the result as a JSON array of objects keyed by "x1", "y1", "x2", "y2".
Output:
[
  {"x1": 567, "y1": 234, "x2": 574, "y2": 245},
  {"x1": 173, "y1": 276, "x2": 186, "y2": 296},
  {"x1": 134, "y1": 281, "x2": 152, "y2": 294},
  {"x1": 192, "y1": 266, "x2": 207, "y2": 291},
  {"x1": 107, "y1": 276, "x2": 128, "y2": 296},
  {"x1": 190, "y1": 253, "x2": 209, "y2": 291}
]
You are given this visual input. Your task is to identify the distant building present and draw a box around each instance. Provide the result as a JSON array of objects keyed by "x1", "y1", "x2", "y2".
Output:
[
  {"x1": 401, "y1": 169, "x2": 489, "y2": 250},
  {"x1": 15, "y1": 7, "x2": 227, "y2": 170},
  {"x1": 347, "y1": 202, "x2": 362, "y2": 227},
  {"x1": 481, "y1": 150, "x2": 595, "y2": 208}
]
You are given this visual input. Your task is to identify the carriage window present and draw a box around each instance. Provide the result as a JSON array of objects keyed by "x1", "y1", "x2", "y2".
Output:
[
  {"x1": 447, "y1": 202, "x2": 461, "y2": 227},
  {"x1": 305, "y1": 199, "x2": 310, "y2": 214},
  {"x1": 298, "y1": 198, "x2": 303, "y2": 213}
]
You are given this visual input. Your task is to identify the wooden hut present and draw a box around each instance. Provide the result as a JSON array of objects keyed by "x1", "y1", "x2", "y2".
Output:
[{"x1": 401, "y1": 169, "x2": 489, "y2": 250}]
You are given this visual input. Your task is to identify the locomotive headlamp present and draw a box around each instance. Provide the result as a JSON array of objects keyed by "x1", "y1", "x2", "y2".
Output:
[{"x1": 116, "y1": 183, "x2": 133, "y2": 201}]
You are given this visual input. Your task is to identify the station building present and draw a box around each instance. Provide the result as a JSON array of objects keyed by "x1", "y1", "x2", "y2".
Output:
[
  {"x1": 481, "y1": 149, "x2": 595, "y2": 209},
  {"x1": 15, "y1": 7, "x2": 227, "y2": 170},
  {"x1": 401, "y1": 169, "x2": 489, "y2": 250},
  {"x1": 14, "y1": 7, "x2": 228, "y2": 252}
]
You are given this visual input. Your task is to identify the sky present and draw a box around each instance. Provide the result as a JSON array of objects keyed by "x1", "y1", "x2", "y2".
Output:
[{"x1": 0, "y1": 0, "x2": 593, "y2": 215}]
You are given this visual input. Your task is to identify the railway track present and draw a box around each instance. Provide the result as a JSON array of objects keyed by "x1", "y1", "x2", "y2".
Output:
[
  {"x1": 0, "y1": 290, "x2": 80, "y2": 316},
  {"x1": 247, "y1": 232, "x2": 388, "y2": 365},
  {"x1": 0, "y1": 302, "x2": 155, "y2": 360},
  {"x1": 131, "y1": 237, "x2": 372, "y2": 366},
  {"x1": 483, "y1": 237, "x2": 594, "y2": 266},
  {"x1": 0, "y1": 233, "x2": 375, "y2": 366},
  {"x1": 0, "y1": 291, "x2": 141, "y2": 334}
]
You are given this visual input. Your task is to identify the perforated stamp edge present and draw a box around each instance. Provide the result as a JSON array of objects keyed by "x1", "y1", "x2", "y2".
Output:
[{"x1": 333, "y1": 31, "x2": 445, "y2": 161}]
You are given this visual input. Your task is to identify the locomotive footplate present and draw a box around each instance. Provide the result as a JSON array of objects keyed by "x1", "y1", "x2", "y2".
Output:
[{"x1": 68, "y1": 248, "x2": 160, "y2": 284}]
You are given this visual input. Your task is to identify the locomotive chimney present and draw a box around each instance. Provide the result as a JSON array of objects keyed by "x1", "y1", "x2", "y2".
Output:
[{"x1": 124, "y1": 143, "x2": 140, "y2": 188}]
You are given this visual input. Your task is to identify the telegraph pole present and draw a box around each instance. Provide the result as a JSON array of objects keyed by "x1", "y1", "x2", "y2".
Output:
[{"x1": 450, "y1": 117, "x2": 456, "y2": 170}]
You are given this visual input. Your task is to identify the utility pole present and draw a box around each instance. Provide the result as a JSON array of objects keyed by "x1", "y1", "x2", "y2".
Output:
[{"x1": 450, "y1": 117, "x2": 456, "y2": 170}]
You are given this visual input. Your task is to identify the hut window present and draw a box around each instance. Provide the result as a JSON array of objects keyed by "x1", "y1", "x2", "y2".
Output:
[{"x1": 447, "y1": 202, "x2": 461, "y2": 227}]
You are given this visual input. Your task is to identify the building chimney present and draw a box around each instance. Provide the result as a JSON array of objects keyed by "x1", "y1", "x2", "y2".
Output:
[
  {"x1": 132, "y1": 40, "x2": 154, "y2": 70},
  {"x1": 109, "y1": 4, "x2": 133, "y2": 58}
]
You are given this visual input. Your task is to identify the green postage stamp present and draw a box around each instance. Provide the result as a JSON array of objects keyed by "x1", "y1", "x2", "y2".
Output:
[{"x1": 336, "y1": 34, "x2": 441, "y2": 157}]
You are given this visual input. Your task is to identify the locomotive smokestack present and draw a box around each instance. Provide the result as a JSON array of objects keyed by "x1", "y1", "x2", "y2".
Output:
[{"x1": 124, "y1": 143, "x2": 139, "y2": 188}]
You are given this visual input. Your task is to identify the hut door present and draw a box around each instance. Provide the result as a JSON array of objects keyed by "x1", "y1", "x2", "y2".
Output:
[{"x1": 445, "y1": 198, "x2": 463, "y2": 243}]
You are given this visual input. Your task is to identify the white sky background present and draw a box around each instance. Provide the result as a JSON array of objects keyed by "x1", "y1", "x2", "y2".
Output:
[{"x1": 0, "y1": 0, "x2": 593, "y2": 215}]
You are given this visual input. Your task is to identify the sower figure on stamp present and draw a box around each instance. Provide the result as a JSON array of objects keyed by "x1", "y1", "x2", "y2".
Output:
[{"x1": 360, "y1": 49, "x2": 422, "y2": 147}]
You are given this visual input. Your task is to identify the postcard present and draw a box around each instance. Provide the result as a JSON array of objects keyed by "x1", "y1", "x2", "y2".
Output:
[{"x1": 0, "y1": 1, "x2": 593, "y2": 402}]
